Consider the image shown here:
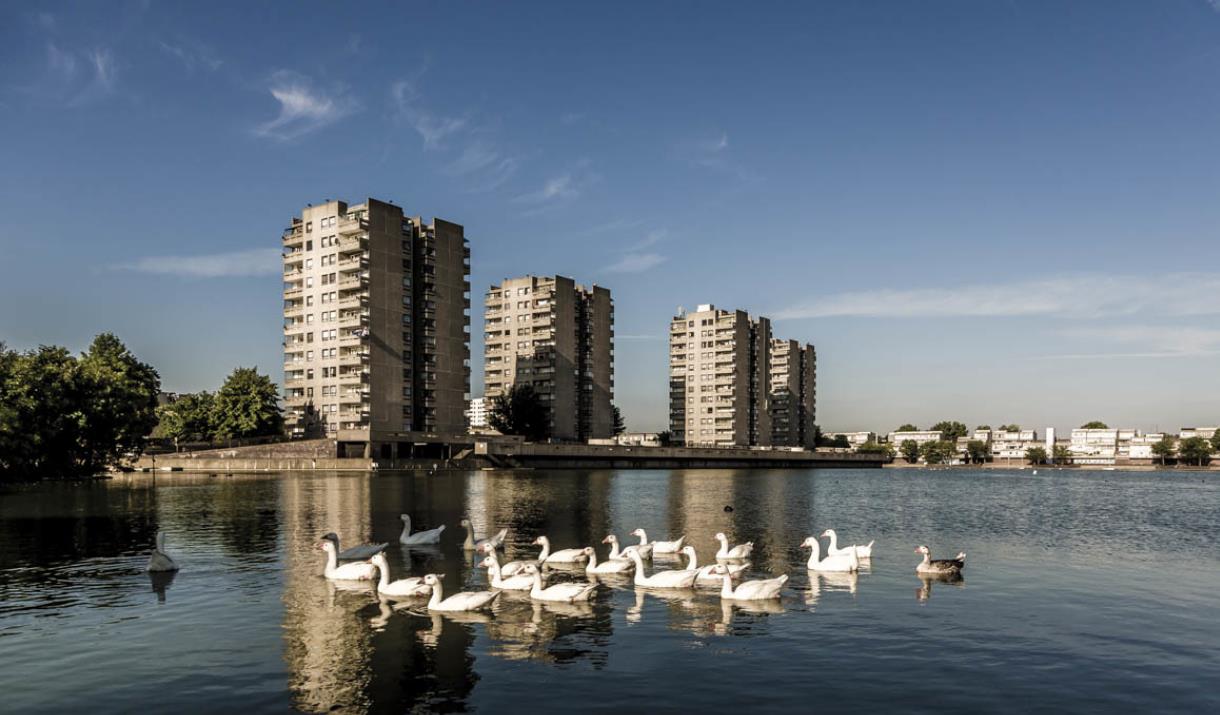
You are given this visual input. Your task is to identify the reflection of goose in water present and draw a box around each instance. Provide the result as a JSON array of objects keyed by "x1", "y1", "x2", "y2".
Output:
[
  {"x1": 370, "y1": 553, "x2": 433, "y2": 597},
  {"x1": 423, "y1": 574, "x2": 500, "y2": 611},
  {"x1": 803, "y1": 571, "x2": 859, "y2": 608},
  {"x1": 146, "y1": 531, "x2": 179, "y2": 572},
  {"x1": 821, "y1": 529, "x2": 874, "y2": 559},
  {"x1": 682, "y1": 546, "x2": 748, "y2": 587},
  {"x1": 148, "y1": 569, "x2": 176, "y2": 603},
  {"x1": 369, "y1": 596, "x2": 416, "y2": 631},
  {"x1": 399, "y1": 514, "x2": 445, "y2": 545},
  {"x1": 317, "y1": 540, "x2": 377, "y2": 581},
  {"x1": 916, "y1": 572, "x2": 965, "y2": 603},
  {"x1": 321, "y1": 532, "x2": 387, "y2": 561},
  {"x1": 801, "y1": 536, "x2": 860, "y2": 572},
  {"x1": 460, "y1": 519, "x2": 507, "y2": 552}
]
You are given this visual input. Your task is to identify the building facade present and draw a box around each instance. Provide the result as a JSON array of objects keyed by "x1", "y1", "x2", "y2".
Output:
[
  {"x1": 466, "y1": 397, "x2": 488, "y2": 430},
  {"x1": 282, "y1": 198, "x2": 470, "y2": 455},
  {"x1": 825, "y1": 431, "x2": 876, "y2": 449},
  {"x1": 483, "y1": 275, "x2": 614, "y2": 441},
  {"x1": 669, "y1": 304, "x2": 772, "y2": 447},
  {"x1": 769, "y1": 339, "x2": 817, "y2": 448}
]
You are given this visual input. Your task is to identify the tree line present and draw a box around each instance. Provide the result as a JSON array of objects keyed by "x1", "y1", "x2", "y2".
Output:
[{"x1": 153, "y1": 367, "x2": 284, "y2": 449}]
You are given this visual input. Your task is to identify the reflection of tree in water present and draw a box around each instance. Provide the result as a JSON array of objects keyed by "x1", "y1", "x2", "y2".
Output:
[{"x1": 204, "y1": 478, "x2": 281, "y2": 562}]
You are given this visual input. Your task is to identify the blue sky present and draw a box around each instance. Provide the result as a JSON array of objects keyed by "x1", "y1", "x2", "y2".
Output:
[{"x1": 2, "y1": 1, "x2": 1220, "y2": 434}]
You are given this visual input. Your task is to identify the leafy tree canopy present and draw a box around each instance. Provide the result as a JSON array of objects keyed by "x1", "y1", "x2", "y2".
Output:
[
  {"x1": 931, "y1": 420, "x2": 968, "y2": 442},
  {"x1": 212, "y1": 367, "x2": 283, "y2": 440},
  {"x1": 998, "y1": 424, "x2": 1022, "y2": 432},
  {"x1": 612, "y1": 405, "x2": 626, "y2": 436},
  {"x1": 1026, "y1": 446, "x2": 1049, "y2": 465},
  {"x1": 489, "y1": 384, "x2": 551, "y2": 442},
  {"x1": 919, "y1": 440, "x2": 956, "y2": 465},
  {"x1": 1080, "y1": 421, "x2": 1109, "y2": 429},
  {"x1": 896, "y1": 424, "x2": 919, "y2": 433},
  {"x1": 1177, "y1": 436, "x2": 1212, "y2": 466},
  {"x1": 899, "y1": 439, "x2": 921, "y2": 463}
]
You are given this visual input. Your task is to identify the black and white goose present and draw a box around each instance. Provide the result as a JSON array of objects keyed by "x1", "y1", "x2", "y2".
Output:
[{"x1": 914, "y1": 545, "x2": 966, "y2": 575}]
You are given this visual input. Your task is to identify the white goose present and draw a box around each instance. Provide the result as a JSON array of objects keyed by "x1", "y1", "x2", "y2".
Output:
[
  {"x1": 714, "y1": 532, "x2": 754, "y2": 560},
  {"x1": 601, "y1": 534, "x2": 642, "y2": 561},
  {"x1": 631, "y1": 528, "x2": 678, "y2": 556},
  {"x1": 478, "y1": 542, "x2": 538, "y2": 577},
  {"x1": 524, "y1": 565, "x2": 598, "y2": 603},
  {"x1": 423, "y1": 574, "x2": 500, "y2": 612},
  {"x1": 716, "y1": 566, "x2": 788, "y2": 601},
  {"x1": 822, "y1": 529, "x2": 873, "y2": 559},
  {"x1": 370, "y1": 553, "x2": 433, "y2": 597},
  {"x1": 626, "y1": 549, "x2": 697, "y2": 589},
  {"x1": 480, "y1": 553, "x2": 535, "y2": 591},
  {"x1": 318, "y1": 539, "x2": 378, "y2": 581},
  {"x1": 535, "y1": 535, "x2": 589, "y2": 564},
  {"x1": 322, "y1": 532, "x2": 388, "y2": 561},
  {"x1": 399, "y1": 515, "x2": 445, "y2": 545},
  {"x1": 584, "y1": 546, "x2": 635, "y2": 574},
  {"x1": 681, "y1": 546, "x2": 748, "y2": 587},
  {"x1": 146, "y1": 531, "x2": 179, "y2": 572},
  {"x1": 460, "y1": 519, "x2": 508, "y2": 551},
  {"x1": 801, "y1": 536, "x2": 859, "y2": 573}
]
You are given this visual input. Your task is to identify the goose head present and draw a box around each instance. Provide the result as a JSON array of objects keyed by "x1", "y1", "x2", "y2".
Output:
[
  {"x1": 711, "y1": 564, "x2": 729, "y2": 574},
  {"x1": 316, "y1": 540, "x2": 337, "y2": 554},
  {"x1": 820, "y1": 529, "x2": 835, "y2": 539},
  {"x1": 370, "y1": 552, "x2": 387, "y2": 568},
  {"x1": 459, "y1": 518, "x2": 472, "y2": 528},
  {"x1": 915, "y1": 545, "x2": 930, "y2": 555},
  {"x1": 601, "y1": 535, "x2": 617, "y2": 545},
  {"x1": 400, "y1": 514, "x2": 411, "y2": 524},
  {"x1": 582, "y1": 546, "x2": 595, "y2": 557},
  {"x1": 423, "y1": 574, "x2": 442, "y2": 586},
  {"x1": 800, "y1": 536, "x2": 817, "y2": 549},
  {"x1": 630, "y1": 528, "x2": 645, "y2": 538},
  {"x1": 479, "y1": 555, "x2": 496, "y2": 569},
  {"x1": 521, "y1": 564, "x2": 540, "y2": 575},
  {"x1": 680, "y1": 545, "x2": 696, "y2": 558},
  {"x1": 321, "y1": 532, "x2": 340, "y2": 547},
  {"x1": 714, "y1": 532, "x2": 728, "y2": 543},
  {"x1": 478, "y1": 542, "x2": 496, "y2": 554},
  {"x1": 532, "y1": 536, "x2": 548, "y2": 546}
]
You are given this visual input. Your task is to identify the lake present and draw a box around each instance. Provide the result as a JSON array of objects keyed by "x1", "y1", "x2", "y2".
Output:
[{"x1": 1, "y1": 467, "x2": 1218, "y2": 713}]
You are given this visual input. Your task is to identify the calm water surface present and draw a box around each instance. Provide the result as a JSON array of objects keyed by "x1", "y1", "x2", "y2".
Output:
[{"x1": 1, "y1": 468, "x2": 1218, "y2": 713}]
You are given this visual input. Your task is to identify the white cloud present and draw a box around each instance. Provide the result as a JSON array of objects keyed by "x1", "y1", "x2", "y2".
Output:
[
  {"x1": 775, "y1": 273, "x2": 1220, "y2": 320},
  {"x1": 444, "y1": 141, "x2": 518, "y2": 190},
  {"x1": 606, "y1": 252, "x2": 666, "y2": 273},
  {"x1": 88, "y1": 49, "x2": 115, "y2": 91},
  {"x1": 515, "y1": 174, "x2": 579, "y2": 204},
  {"x1": 115, "y1": 248, "x2": 282, "y2": 278},
  {"x1": 158, "y1": 40, "x2": 223, "y2": 72},
  {"x1": 255, "y1": 73, "x2": 357, "y2": 140},
  {"x1": 1037, "y1": 325, "x2": 1220, "y2": 360},
  {"x1": 390, "y1": 80, "x2": 467, "y2": 149},
  {"x1": 630, "y1": 229, "x2": 667, "y2": 251}
]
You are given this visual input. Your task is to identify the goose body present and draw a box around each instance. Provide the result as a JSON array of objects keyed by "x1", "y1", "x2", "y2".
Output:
[
  {"x1": 525, "y1": 565, "x2": 598, "y2": 603},
  {"x1": 682, "y1": 547, "x2": 748, "y2": 587},
  {"x1": 627, "y1": 549, "x2": 697, "y2": 589},
  {"x1": 714, "y1": 532, "x2": 754, "y2": 560},
  {"x1": 632, "y1": 528, "x2": 679, "y2": 555},
  {"x1": 146, "y1": 531, "x2": 179, "y2": 573},
  {"x1": 584, "y1": 546, "x2": 635, "y2": 574},
  {"x1": 370, "y1": 553, "x2": 432, "y2": 597},
  {"x1": 479, "y1": 542, "x2": 538, "y2": 576},
  {"x1": 322, "y1": 532, "x2": 388, "y2": 561},
  {"x1": 801, "y1": 536, "x2": 860, "y2": 573},
  {"x1": 535, "y1": 535, "x2": 589, "y2": 564},
  {"x1": 718, "y1": 568, "x2": 788, "y2": 601},
  {"x1": 423, "y1": 574, "x2": 500, "y2": 611},
  {"x1": 399, "y1": 515, "x2": 445, "y2": 545},
  {"x1": 915, "y1": 546, "x2": 966, "y2": 575},
  {"x1": 822, "y1": 529, "x2": 873, "y2": 559},
  {"x1": 480, "y1": 553, "x2": 536, "y2": 591},
  {"x1": 318, "y1": 540, "x2": 377, "y2": 581},
  {"x1": 460, "y1": 519, "x2": 507, "y2": 551}
]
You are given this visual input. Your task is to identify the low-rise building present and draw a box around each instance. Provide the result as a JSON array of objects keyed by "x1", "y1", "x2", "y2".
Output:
[
  {"x1": 991, "y1": 429, "x2": 1038, "y2": 460},
  {"x1": 1179, "y1": 427, "x2": 1218, "y2": 440},
  {"x1": 826, "y1": 431, "x2": 876, "y2": 449},
  {"x1": 888, "y1": 431, "x2": 942, "y2": 450}
]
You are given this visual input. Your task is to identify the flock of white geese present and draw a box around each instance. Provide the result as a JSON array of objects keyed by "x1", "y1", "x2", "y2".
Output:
[{"x1": 148, "y1": 515, "x2": 966, "y2": 612}]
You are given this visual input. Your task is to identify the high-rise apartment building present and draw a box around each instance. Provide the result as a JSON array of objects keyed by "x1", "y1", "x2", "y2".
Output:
[
  {"x1": 282, "y1": 198, "x2": 470, "y2": 456},
  {"x1": 483, "y1": 275, "x2": 614, "y2": 441},
  {"x1": 668, "y1": 304, "x2": 772, "y2": 447},
  {"x1": 769, "y1": 339, "x2": 817, "y2": 448}
]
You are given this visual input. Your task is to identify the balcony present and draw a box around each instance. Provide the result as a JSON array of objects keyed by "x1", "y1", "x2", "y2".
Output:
[
  {"x1": 337, "y1": 294, "x2": 365, "y2": 309},
  {"x1": 283, "y1": 251, "x2": 305, "y2": 265},
  {"x1": 283, "y1": 286, "x2": 303, "y2": 300},
  {"x1": 338, "y1": 272, "x2": 369, "y2": 287},
  {"x1": 337, "y1": 311, "x2": 368, "y2": 329},
  {"x1": 339, "y1": 332, "x2": 364, "y2": 344},
  {"x1": 338, "y1": 351, "x2": 368, "y2": 366},
  {"x1": 337, "y1": 217, "x2": 368, "y2": 235},
  {"x1": 337, "y1": 234, "x2": 366, "y2": 253},
  {"x1": 283, "y1": 304, "x2": 304, "y2": 318}
]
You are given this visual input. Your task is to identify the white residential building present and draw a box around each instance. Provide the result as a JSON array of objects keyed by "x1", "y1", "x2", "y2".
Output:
[
  {"x1": 1179, "y1": 427, "x2": 1218, "y2": 440},
  {"x1": 826, "y1": 431, "x2": 876, "y2": 449},
  {"x1": 466, "y1": 397, "x2": 488, "y2": 430},
  {"x1": 991, "y1": 429, "x2": 1038, "y2": 460},
  {"x1": 888, "y1": 431, "x2": 942, "y2": 450}
]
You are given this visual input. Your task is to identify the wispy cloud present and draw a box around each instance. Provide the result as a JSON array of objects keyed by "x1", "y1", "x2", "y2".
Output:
[
  {"x1": 158, "y1": 39, "x2": 223, "y2": 72},
  {"x1": 114, "y1": 249, "x2": 282, "y2": 278},
  {"x1": 87, "y1": 49, "x2": 115, "y2": 92},
  {"x1": 46, "y1": 42, "x2": 77, "y2": 80},
  {"x1": 443, "y1": 140, "x2": 518, "y2": 191},
  {"x1": 775, "y1": 273, "x2": 1220, "y2": 320},
  {"x1": 606, "y1": 252, "x2": 666, "y2": 273},
  {"x1": 1037, "y1": 326, "x2": 1220, "y2": 360},
  {"x1": 515, "y1": 174, "x2": 579, "y2": 204},
  {"x1": 677, "y1": 129, "x2": 760, "y2": 183},
  {"x1": 390, "y1": 79, "x2": 467, "y2": 150},
  {"x1": 630, "y1": 229, "x2": 668, "y2": 251},
  {"x1": 255, "y1": 72, "x2": 357, "y2": 141}
]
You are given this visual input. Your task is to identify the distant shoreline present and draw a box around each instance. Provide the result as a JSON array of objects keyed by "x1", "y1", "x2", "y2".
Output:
[{"x1": 883, "y1": 461, "x2": 1217, "y2": 472}]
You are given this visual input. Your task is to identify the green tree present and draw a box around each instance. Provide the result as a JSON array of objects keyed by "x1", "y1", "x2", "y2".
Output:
[
  {"x1": 829, "y1": 434, "x2": 851, "y2": 449},
  {"x1": 489, "y1": 383, "x2": 551, "y2": 441},
  {"x1": 920, "y1": 440, "x2": 955, "y2": 465},
  {"x1": 1026, "y1": 446, "x2": 1048, "y2": 465},
  {"x1": 857, "y1": 440, "x2": 895, "y2": 458},
  {"x1": 896, "y1": 424, "x2": 919, "y2": 433},
  {"x1": 155, "y1": 392, "x2": 216, "y2": 449},
  {"x1": 77, "y1": 333, "x2": 161, "y2": 467},
  {"x1": 1052, "y1": 445, "x2": 1071, "y2": 464},
  {"x1": 965, "y1": 439, "x2": 989, "y2": 464},
  {"x1": 899, "y1": 439, "x2": 920, "y2": 463},
  {"x1": 1177, "y1": 436, "x2": 1212, "y2": 466},
  {"x1": 931, "y1": 421, "x2": 968, "y2": 442},
  {"x1": 975, "y1": 425, "x2": 992, "y2": 431},
  {"x1": 1150, "y1": 436, "x2": 1176, "y2": 466},
  {"x1": 655, "y1": 430, "x2": 673, "y2": 447},
  {"x1": 212, "y1": 367, "x2": 283, "y2": 441},
  {"x1": 611, "y1": 405, "x2": 626, "y2": 436},
  {"x1": 998, "y1": 424, "x2": 1021, "y2": 432},
  {"x1": 1210, "y1": 431, "x2": 1220, "y2": 454},
  {"x1": 1080, "y1": 421, "x2": 1109, "y2": 429}
]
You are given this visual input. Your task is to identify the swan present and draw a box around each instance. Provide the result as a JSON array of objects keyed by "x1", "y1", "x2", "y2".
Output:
[
  {"x1": 460, "y1": 519, "x2": 507, "y2": 551},
  {"x1": 317, "y1": 539, "x2": 377, "y2": 581},
  {"x1": 801, "y1": 536, "x2": 859, "y2": 573},
  {"x1": 584, "y1": 546, "x2": 635, "y2": 574},
  {"x1": 478, "y1": 542, "x2": 538, "y2": 576},
  {"x1": 399, "y1": 514, "x2": 445, "y2": 545},
  {"x1": 915, "y1": 546, "x2": 966, "y2": 575},
  {"x1": 631, "y1": 528, "x2": 679, "y2": 555},
  {"x1": 480, "y1": 553, "x2": 536, "y2": 591},
  {"x1": 146, "y1": 531, "x2": 179, "y2": 572},
  {"x1": 321, "y1": 532, "x2": 387, "y2": 561},
  {"x1": 534, "y1": 535, "x2": 589, "y2": 564},
  {"x1": 626, "y1": 548, "x2": 697, "y2": 589},
  {"x1": 681, "y1": 546, "x2": 748, "y2": 587},
  {"x1": 821, "y1": 529, "x2": 873, "y2": 559},
  {"x1": 423, "y1": 574, "x2": 500, "y2": 611},
  {"x1": 524, "y1": 565, "x2": 598, "y2": 603},
  {"x1": 716, "y1": 567, "x2": 788, "y2": 601},
  {"x1": 601, "y1": 534, "x2": 643, "y2": 561},
  {"x1": 714, "y1": 532, "x2": 754, "y2": 560},
  {"x1": 369, "y1": 553, "x2": 433, "y2": 597}
]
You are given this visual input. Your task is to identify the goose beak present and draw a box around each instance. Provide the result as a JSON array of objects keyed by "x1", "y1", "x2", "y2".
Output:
[{"x1": 601, "y1": 536, "x2": 611, "y2": 544}]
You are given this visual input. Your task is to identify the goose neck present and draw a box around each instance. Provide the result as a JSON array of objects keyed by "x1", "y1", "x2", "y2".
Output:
[
  {"x1": 463, "y1": 528, "x2": 475, "y2": 550},
  {"x1": 537, "y1": 538, "x2": 550, "y2": 561},
  {"x1": 826, "y1": 531, "x2": 838, "y2": 551},
  {"x1": 377, "y1": 562, "x2": 390, "y2": 590},
  {"x1": 428, "y1": 581, "x2": 444, "y2": 608},
  {"x1": 721, "y1": 573, "x2": 735, "y2": 598},
  {"x1": 684, "y1": 550, "x2": 697, "y2": 570},
  {"x1": 400, "y1": 517, "x2": 412, "y2": 540},
  {"x1": 324, "y1": 548, "x2": 338, "y2": 573},
  {"x1": 636, "y1": 530, "x2": 648, "y2": 546}
]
